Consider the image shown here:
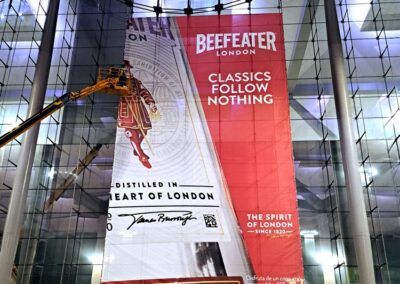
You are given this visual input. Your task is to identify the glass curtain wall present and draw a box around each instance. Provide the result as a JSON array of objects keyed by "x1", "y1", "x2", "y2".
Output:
[{"x1": 0, "y1": 0, "x2": 399, "y2": 283}]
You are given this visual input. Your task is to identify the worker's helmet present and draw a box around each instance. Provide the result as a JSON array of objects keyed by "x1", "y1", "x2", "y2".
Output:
[{"x1": 123, "y1": 60, "x2": 133, "y2": 68}]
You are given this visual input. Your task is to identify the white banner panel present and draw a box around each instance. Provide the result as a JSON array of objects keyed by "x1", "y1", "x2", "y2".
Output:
[{"x1": 101, "y1": 17, "x2": 252, "y2": 283}]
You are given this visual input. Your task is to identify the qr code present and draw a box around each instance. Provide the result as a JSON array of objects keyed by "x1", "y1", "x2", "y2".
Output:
[{"x1": 203, "y1": 214, "x2": 218, "y2": 228}]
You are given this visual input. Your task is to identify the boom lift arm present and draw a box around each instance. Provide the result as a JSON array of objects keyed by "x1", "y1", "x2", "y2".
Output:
[{"x1": 0, "y1": 67, "x2": 129, "y2": 147}]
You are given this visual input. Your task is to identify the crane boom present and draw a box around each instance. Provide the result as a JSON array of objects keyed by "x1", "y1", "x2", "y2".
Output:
[{"x1": 0, "y1": 67, "x2": 129, "y2": 148}]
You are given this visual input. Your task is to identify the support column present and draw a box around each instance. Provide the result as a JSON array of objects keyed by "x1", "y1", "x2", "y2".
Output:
[
  {"x1": 0, "y1": 0, "x2": 60, "y2": 282},
  {"x1": 323, "y1": 1, "x2": 375, "y2": 283}
]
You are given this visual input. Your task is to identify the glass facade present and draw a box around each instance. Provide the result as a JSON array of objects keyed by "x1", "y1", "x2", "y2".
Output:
[{"x1": 0, "y1": 0, "x2": 399, "y2": 283}]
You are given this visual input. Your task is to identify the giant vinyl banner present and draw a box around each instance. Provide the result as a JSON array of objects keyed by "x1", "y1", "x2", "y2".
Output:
[{"x1": 101, "y1": 14, "x2": 303, "y2": 284}]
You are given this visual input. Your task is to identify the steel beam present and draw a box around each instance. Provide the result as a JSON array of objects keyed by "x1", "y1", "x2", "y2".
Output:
[
  {"x1": 0, "y1": 0, "x2": 60, "y2": 282},
  {"x1": 324, "y1": 1, "x2": 375, "y2": 283}
]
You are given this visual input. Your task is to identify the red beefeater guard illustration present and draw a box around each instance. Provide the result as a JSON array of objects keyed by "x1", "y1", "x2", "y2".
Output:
[{"x1": 118, "y1": 60, "x2": 158, "y2": 169}]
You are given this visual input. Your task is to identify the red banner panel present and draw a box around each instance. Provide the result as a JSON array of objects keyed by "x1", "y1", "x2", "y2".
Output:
[{"x1": 176, "y1": 14, "x2": 303, "y2": 283}]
